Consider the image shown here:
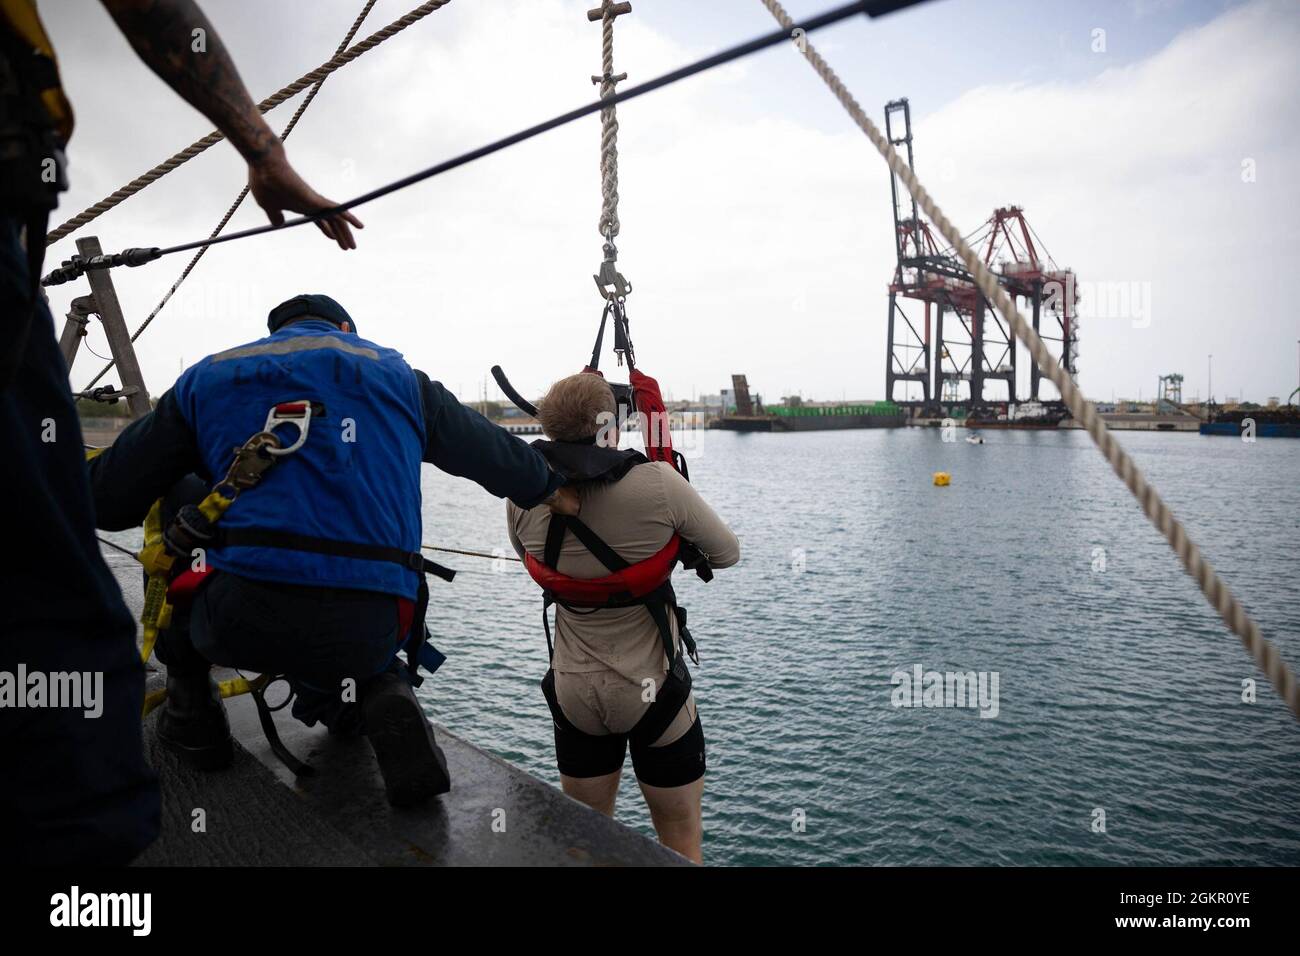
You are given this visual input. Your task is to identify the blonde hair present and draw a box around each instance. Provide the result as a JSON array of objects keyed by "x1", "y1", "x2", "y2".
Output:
[{"x1": 539, "y1": 373, "x2": 616, "y2": 442}]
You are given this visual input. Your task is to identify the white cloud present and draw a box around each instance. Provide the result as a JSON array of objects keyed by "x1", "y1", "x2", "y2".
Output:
[
  {"x1": 41, "y1": 0, "x2": 1300, "y2": 407},
  {"x1": 902, "y1": 0, "x2": 1300, "y2": 402}
]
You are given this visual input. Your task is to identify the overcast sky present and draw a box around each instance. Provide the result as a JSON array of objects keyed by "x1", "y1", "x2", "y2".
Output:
[{"x1": 40, "y1": 0, "x2": 1300, "y2": 406}]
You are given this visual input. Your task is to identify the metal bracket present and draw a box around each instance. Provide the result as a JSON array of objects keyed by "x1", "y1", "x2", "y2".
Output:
[
  {"x1": 67, "y1": 295, "x2": 96, "y2": 326},
  {"x1": 593, "y1": 261, "x2": 632, "y2": 300},
  {"x1": 263, "y1": 400, "x2": 315, "y2": 456},
  {"x1": 58, "y1": 295, "x2": 97, "y2": 367},
  {"x1": 41, "y1": 246, "x2": 162, "y2": 288},
  {"x1": 75, "y1": 384, "x2": 139, "y2": 404},
  {"x1": 593, "y1": 237, "x2": 632, "y2": 301}
]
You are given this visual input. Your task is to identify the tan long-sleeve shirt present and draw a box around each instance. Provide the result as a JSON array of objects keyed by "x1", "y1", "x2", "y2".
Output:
[{"x1": 507, "y1": 461, "x2": 740, "y2": 685}]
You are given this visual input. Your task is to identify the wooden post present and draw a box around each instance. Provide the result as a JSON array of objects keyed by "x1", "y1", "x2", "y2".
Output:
[{"x1": 76, "y1": 236, "x2": 152, "y2": 421}]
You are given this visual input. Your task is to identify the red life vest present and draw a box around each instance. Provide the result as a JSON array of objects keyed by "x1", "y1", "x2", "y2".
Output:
[
  {"x1": 523, "y1": 531, "x2": 683, "y2": 607},
  {"x1": 520, "y1": 442, "x2": 711, "y2": 614}
]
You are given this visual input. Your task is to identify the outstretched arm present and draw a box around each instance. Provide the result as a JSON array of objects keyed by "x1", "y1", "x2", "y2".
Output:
[
  {"x1": 88, "y1": 390, "x2": 204, "y2": 530},
  {"x1": 98, "y1": 0, "x2": 363, "y2": 248},
  {"x1": 415, "y1": 370, "x2": 575, "y2": 512}
]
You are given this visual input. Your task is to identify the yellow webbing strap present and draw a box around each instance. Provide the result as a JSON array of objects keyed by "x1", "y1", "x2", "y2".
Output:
[
  {"x1": 142, "y1": 687, "x2": 165, "y2": 716},
  {"x1": 139, "y1": 499, "x2": 172, "y2": 666},
  {"x1": 137, "y1": 493, "x2": 229, "y2": 664},
  {"x1": 197, "y1": 488, "x2": 234, "y2": 524},
  {"x1": 143, "y1": 674, "x2": 257, "y2": 717},
  {"x1": 137, "y1": 491, "x2": 248, "y2": 715},
  {"x1": 140, "y1": 576, "x2": 168, "y2": 666}
]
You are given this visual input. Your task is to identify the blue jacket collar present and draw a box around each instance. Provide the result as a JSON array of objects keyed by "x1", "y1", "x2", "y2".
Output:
[{"x1": 274, "y1": 319, "x2": 345, "y2": 337}]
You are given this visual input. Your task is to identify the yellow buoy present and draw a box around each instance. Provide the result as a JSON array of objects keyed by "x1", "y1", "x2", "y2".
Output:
[{"x1": 933, "y1": 471, "x2": 951, "y2": 486}]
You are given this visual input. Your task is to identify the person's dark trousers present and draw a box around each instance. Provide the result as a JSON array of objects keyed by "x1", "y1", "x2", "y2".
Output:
[
  {"x1": 176, "y1": 572, "x2": 408, "y2": 732},
  {"x1": 0, "y1": 215, "x2": 160, "y2": 864}
]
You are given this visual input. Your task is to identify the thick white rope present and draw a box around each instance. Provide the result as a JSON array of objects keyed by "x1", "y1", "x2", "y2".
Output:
[
  {"x1": 79, "y1": 0, "x2": 380, "y2": 392},
  {"x1": 596, "y1": 3, "x2": 622, "y2": 240},
  {"x1": 757, "y1": 0, "x2": 1299, "y2": 720},
  {"x1": 45, "y1": 0, "x2": 451, "y2": 247}
]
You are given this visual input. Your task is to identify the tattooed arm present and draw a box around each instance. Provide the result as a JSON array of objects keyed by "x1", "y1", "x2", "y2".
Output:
[{"x1": 99, "y1": 0, "x2": 363, "y2": 248}]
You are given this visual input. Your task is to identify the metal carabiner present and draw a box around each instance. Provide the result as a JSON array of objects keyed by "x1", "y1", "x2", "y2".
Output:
[
  {"x1": 220, "y1": 433, "x2": 281, "y2": 493},
  {"x1": 263, "y1": 401, "x2": 315, "y2": 456}
]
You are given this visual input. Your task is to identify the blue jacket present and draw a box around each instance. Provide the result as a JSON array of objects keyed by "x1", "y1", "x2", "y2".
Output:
[{"x1": 91, "y1": 320, "x2": 559, "y2": 600}]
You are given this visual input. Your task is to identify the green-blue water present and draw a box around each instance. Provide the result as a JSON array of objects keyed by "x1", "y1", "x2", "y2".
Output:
[{"x1": 421, "y1": 427, "x2": 1300, "y2": 865}]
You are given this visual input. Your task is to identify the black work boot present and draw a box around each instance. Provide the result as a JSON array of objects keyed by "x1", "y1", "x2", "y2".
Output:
[
  {"x1": 361, "y1": 672, "x2": 450, "y2": 807},
  {"x1": 156, "y1": 670, "x2": 234, "y2": 771}
]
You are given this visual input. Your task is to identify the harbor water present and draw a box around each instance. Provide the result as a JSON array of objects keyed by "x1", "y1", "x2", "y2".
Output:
[{"x1": 421, "y1": 427, "x2": 1300, "y2": 866}]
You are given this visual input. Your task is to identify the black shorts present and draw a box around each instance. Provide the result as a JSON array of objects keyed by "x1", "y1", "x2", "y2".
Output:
[{"x1": 554, "y1": 712, "x2": 706, "y2": 788}]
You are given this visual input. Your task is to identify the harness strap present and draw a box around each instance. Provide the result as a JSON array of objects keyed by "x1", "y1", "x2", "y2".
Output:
[
  {"x1": 540, "y1": 667, "x2": 581, "y2": 735},
  {"x1": 542, "y1": 595, "x2": 556, "y2": 662},
  {"x1": 249, "y1": 675, "x2": 315, "y2": 778},
  {"x1": 215, "y1": 526, "x2": 456, "y2": 582},
  {"x1": 587, "y1": 299, "x2": 611, "y2": 372},
  {"x1": 550, "y1": 514, "x2": 630, "y2": 573},
  {"x1": 673, "y1": 603, "x2": 699, "y2": 664},
  {"x1": 544, "y1": 513, "x2": 684, "y2": 667},
  {"x1": 630, "y1": 653, "x2": 692, "y2": 747},
  {"x1": 401, "y1": 575, "x2": 446, "y2": 687},
  {"x1": 536, "y1": 507, "x2": 704, "y2": 745},
  {"x1": 217, "y1": 526, "x2": 452, "y2": 690},
  {"x1": 543, "y1": 515, "x2": 567, "y2": 571}
]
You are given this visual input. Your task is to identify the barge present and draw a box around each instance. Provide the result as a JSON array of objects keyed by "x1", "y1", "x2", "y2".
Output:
[{"x1": 1199, "y1": 406, "x2": 1300, "y2": 438}]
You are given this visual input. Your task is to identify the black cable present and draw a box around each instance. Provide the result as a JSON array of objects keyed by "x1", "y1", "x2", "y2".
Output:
[{"x1": 42, "y1": 0, "x2": 926, "y2": 284}]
